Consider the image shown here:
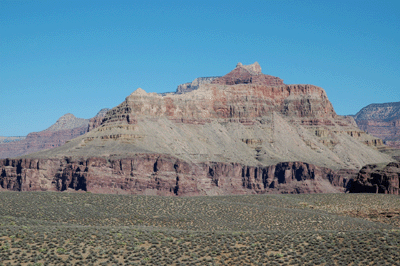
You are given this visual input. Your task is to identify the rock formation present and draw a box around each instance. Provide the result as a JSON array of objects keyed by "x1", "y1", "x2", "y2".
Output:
[
  {"x1": 0, "y1": 62, "x2": 393, "y2": 195},
  {"x1": 44, "y1": 113, "x2": 88, "y2": 132},
  {"x1": 0, "y1": 156, "x2": 346, "y2": 195},
  {"x1": 353, "y1": 102, "x2": 400, "y2": 148},
  {"x1": 176, "y1": 77, "x2": 219, "y2": 94},
  {"x1": 87, "y1": 108, "x2": 110, "y2": 132},
  {"x1": 349, "y1": 162, "x2": 400, "y2": 194},
  {"x1": 211, "y1": 62, "x2": 284, "y2": 86},
  {"x1": 0, "y1": 114, "x2": 89, "y2": 159}
]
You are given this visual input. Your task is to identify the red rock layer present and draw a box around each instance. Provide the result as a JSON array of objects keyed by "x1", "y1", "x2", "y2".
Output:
[
  {"x1": 349, "y1": 162, "x2": 400, "y2": 194},
  {"x1": 0, "y1": 155, "x2": 345, "y2": 195},
  {"x1": 211, "y1": 63, "x2": 284, "y2": 86},
  {"x1": 101, "y1": 84, "x2": 336, "y2": 127}
]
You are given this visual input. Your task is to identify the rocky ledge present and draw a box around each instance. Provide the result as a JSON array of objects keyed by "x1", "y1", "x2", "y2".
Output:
[{"x1": 0, "y1": 155, "x2": 349, "y2": 195}]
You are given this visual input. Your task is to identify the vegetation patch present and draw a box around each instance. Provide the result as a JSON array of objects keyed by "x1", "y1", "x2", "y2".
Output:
[{"x1": 0, "y1": 192, "x2": 398, "y2": 265}]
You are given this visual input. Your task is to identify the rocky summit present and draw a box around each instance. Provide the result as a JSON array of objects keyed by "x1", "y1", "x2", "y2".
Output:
[{"x1": 0, "y1": 63, "x2": 393, "y2": 195}]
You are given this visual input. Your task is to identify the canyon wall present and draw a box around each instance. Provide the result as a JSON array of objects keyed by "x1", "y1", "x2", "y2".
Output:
[
  {"x1": 0, "y1": 155, "x2": 346, "y2": 195},
  {"x1": 354, "y1": 102, "x2": 400, "y2": 148},
  {"x1": 0, "y1": 62, "x2": 393, "y2": 195}
]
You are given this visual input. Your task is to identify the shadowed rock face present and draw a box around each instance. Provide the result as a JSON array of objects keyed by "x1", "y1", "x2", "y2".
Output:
[
  {"x1": 350, "y1": 162, "x2": 400, "y2": 194},
  {"x1": 0, "y1": 62, "x2": 394, "y2": 195},
  {"x1": 353, "y1": 102, "x2": 400, "y2": 148}
]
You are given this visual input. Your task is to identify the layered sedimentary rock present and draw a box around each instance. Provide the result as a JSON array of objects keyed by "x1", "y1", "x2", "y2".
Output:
[
  {"x1": 0, "y1": 156, "x2": 346, "y2": 195},
  {"x1": 87, "y1": 108, "x2": 110, "y2": 132},
  {"x1": 0, "y1": 114, "x2": 89, "y2": 159},
  {"x1": 354, "y1": 102, "x2": 400, "y2": 148},
  {"x1": 350, "y1": 162, "x2": 400, "y2": 195},
  {"x1": 0, "y1": 62, "x2": 393, "y2": 195}
]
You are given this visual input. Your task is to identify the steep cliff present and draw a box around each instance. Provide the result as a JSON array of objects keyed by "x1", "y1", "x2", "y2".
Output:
[
  {"x1": 0, "y1": 156, "x2": 344, "y2": 195},
  {"x1": 0, "y1": 62, "x2": 393, "y2": 195},
  {"x1": 349, "y1": 162, "x2": 400, "y2": 195},
  {"x1": 87, "y1": 108, "x2": 110, "y2": 132}
]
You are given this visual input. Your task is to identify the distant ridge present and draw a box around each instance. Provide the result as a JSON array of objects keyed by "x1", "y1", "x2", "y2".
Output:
[{"x1": 353, "y1": 101, "x2": 400, "y2": 148}]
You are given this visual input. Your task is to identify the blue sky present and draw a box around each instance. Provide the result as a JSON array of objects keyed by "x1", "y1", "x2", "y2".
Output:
[{"x1": 1, "y1": 0, "x2": 399, "y2": 136}]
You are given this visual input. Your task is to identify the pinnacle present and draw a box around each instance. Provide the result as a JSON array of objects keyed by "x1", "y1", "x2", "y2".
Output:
[{"x1": 131, "y1": 88, "x2": 147, "y2": 96}]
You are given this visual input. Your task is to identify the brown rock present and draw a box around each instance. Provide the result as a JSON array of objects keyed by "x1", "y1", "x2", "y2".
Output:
[
  {"x1": 211, "y1": 62, "x2": 284, "y2": 86},
  {"x1": 0, "y1": 156, "x2": 344, "y2": 195},
  {"x1": 87, "y1": 108, "x2": 110, "y2": 132},
  {"x1": 349, "y1": 162, "x2": 400, "y2": 194},
  {"x1": 0, "y1": 62, "x2": 393, "y2": 195}
]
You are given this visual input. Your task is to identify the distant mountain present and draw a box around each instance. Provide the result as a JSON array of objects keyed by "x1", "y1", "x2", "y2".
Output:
[
  {"x1": 0, "y1": 114, "x2": 89, "y2": 159},
  {"x1": 353, "y1": 102, "x2": 400, "y2": 148},
  {"x1": 0, "y1": 62, "x2": 392, "y2": 195},
  {"x1": 0, "y1": 136, "x2": 26, "y2": 144}
]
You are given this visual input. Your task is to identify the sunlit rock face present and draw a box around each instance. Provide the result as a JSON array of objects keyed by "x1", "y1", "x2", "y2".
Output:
[{"x1": 0, "y1": 62, "x2": 393, "y2": 195}]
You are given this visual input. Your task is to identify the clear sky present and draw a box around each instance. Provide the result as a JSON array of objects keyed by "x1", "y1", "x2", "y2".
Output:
[{"x1": 1, "y1": 0, "x2": 399, "y2": 136}]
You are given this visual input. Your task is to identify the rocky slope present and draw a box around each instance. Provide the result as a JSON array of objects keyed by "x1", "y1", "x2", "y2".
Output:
[
  {"x1": 0, "y1": 62, "x2": 393, "y2": 195},
  {"x1": 0, "y1": 114, "x2": 89, "y2": 159},
  {"x1": 353, "y1": 102, "x2": 400, "y2": 148}
]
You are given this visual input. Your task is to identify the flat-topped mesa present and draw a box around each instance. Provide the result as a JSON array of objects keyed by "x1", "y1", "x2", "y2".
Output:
[{"x1": 211, "y1": 62, "x2": 284, "y2": 86}]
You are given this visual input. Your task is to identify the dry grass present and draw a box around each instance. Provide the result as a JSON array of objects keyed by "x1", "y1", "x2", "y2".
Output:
[{"x1": 0, "y1": 192, "x2": 399, "y2": 265}]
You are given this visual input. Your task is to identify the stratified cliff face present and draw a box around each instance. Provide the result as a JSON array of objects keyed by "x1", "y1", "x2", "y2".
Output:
[
  {"x1": 0, "y1": 156, "x2": 344, "y2": 195},
  {"x1": 354, "y1": 102, "x2": 400, "y2": 148},
  {"x1": 0, "y1": 114, "x2": 89, "y2": 159},
  {"x1": 87, "y1": 108, "x2": 110, "y2": 132},
  {"x1": 0, "y1": 62, "x2": 393, "y2": 195}
]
